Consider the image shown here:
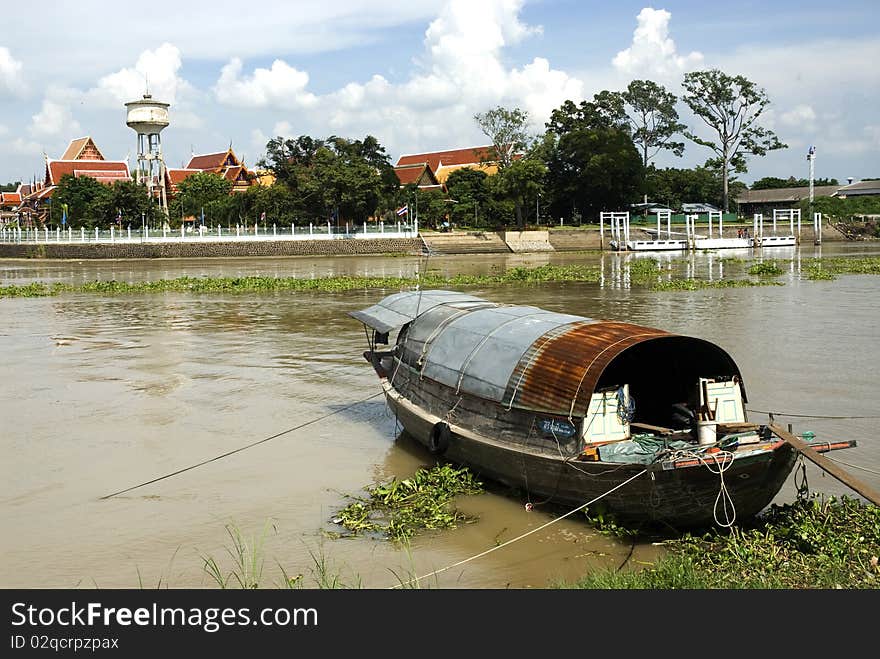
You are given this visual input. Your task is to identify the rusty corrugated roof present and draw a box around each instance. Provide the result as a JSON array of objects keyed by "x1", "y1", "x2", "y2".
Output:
[{"x1": 504, "y1": 321, "x2": 670, "y2": 416}]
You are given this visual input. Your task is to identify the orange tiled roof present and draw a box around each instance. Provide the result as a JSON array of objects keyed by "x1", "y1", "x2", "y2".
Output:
[
  {"x1": 223, "y1": 165, "x2": 251, "y2": 182},
  {"x1": 47, "y1": 160, "x2": 130, "y2": 185},
  {"x1": 1, "y1": 192, "x2": 22, "y2": 206},
  {"x1": 186, "y1": 152, "x2": 228, "y2": 170},
  {"x1": 393, "y1": 163, "x2": 441, "y2": 187},
  {"x1": 396, "y1": 146, "x2": 497, "y2": 172},
  {"x1": 166, "y1": 168, "x2": 202, "y2": 186}
]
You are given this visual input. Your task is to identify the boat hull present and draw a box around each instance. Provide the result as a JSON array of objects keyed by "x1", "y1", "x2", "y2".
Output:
[{"x1": 382, "y1": 380, "x2": 797, "y2": 530}]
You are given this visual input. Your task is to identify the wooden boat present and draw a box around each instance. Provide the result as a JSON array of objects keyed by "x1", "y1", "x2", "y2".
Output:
[{"x1": 350, "y1": 290, "x2": 857, "y2": 529}]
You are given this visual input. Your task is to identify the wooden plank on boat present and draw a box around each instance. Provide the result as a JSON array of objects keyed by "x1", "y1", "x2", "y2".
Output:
[
  {"x1": 768, "y1": 423, "x2": 880, "y2": 506},
  {"x1": 630, "y1": 421, "x2": 675, "y2": 435}
]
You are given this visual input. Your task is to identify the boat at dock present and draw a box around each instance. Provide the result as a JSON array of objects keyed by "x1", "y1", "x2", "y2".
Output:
[{"x1": 350, "y1": 290, "x2": 857, "y2": 529}]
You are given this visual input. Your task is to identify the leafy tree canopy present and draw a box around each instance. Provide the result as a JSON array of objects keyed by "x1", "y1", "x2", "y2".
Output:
[
  {"x1": 647, "y1": 166, "x2": 745, "y2": 211},
  {"x1": 751, "y1": 176, "x2": 839, "y2": 190},
  {"x1": 543, "y1": 98, "x2": 645, "y2": 222},
  {"x1": 682, "y1": 69, "x2": 787, "y2": 211},
  {"x1": 618, "y1": 79, "x2": 686, "y2": 167}
]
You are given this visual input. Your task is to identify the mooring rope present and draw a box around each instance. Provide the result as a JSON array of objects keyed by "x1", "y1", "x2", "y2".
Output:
[
  {"x1": 100, "y1": 391, "x2": 385, "y2": 500},
  {"x1": 657, "y1": 448, "x2": 737, "y2": 527},
  {"x1": 390, "y1": 468, "x2": 648, "y2": 589},
  {"x1": 825, "y1": 457, "x2": 880, "y2": 477}
]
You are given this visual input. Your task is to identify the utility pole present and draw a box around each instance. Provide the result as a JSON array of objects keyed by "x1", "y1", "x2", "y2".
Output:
[{"x1": 808, "y1": 145, "x2": 816, "y2": 207}]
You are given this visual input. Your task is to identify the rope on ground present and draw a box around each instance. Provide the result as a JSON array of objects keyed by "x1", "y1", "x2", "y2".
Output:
[
  {"x1": 747, "y1": 408, "x2": 880, "y2": 420},
  {"x1": 390, "y1": 468, "x2": 648, "y2": 589},
  {"x1": 100, "y1": 391, "x2": 385, "y2": 500}
]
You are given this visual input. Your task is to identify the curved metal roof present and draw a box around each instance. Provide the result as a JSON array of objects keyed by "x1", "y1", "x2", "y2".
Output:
[{"x1": 351, "y1": 290, "x2": 744, "y2": 416}]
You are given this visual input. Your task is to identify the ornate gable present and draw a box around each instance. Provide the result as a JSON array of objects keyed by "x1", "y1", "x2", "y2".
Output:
[{"x1": 61, "y1": 137, "x2": 105, "y2": 161}]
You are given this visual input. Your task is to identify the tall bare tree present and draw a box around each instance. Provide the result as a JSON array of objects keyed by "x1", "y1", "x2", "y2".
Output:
[
  {"x1": 682, "y1": 69, "x2": 786, "y2": 212},
  {"x1": 474, "y1": 106, "x2": 532, "y2": 170},
  {"x1": 474, "y1": 106, "x2": 536, "y2": 228}
]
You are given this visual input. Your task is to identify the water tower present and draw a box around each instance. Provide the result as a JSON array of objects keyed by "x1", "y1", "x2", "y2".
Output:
[{"x1": 125, "y1": 93, "x2": 170, "y2": 216}]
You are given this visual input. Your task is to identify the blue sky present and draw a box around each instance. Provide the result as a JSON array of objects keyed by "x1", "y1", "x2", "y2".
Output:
[{"x1": 0, "y1": 0, "x2": 877, "y2": 187}]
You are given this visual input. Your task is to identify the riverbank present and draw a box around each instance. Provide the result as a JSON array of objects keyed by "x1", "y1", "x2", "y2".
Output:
[{"x1": 0, "y1": 223, "x2": 849, "y2": 259}]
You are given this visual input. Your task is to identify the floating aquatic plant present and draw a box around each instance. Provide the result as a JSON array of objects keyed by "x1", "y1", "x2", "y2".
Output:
[{"x1": 332, "y1": 464, "x2": 484, "y2": 542}]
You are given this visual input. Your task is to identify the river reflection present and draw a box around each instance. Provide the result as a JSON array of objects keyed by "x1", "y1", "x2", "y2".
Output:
[{"x1": 1, "y1": 243, "x2": 878, "y2": 588}]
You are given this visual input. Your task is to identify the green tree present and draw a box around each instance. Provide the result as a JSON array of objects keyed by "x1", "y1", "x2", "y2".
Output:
[
  {"x1": 493, "y1": 158, "x2": 546, "y2": 227},
  {"x1": 445, "y1": 168, "x2": 490, "y2": 227},
  {"x1": 87, "y1": 179, "x2": 154, "y2": 227},
  {"x1": 258, "y1": 133, "x2": 395, "y2": 224},
  {"x1": 682, "y1": 69, "x2": 787, "y2": 212},
  {"x1": 647, "y1": 166, "x2": 745, "y2": 211},
  {"x1": 544, "y1": 99, "x2": 644, "y2": 222},
  {"x1": 751, "y1": 176, "x2": 839, "y2": 190},
  {"x1": 473, "y1": 106, "x2": 540, "y2": 227},
  {"x1": 473, "y1": 106, "x2": 534, "y2": 170},
  {"x1": 618, "y1": 80, "x2": 686, "y2": 168},
  {"x1": 175, "y1": 172, "x2": 233, "y2": 224},
  {"x1": 50, "y1": 174, "x2": 107, "y2": 227}
]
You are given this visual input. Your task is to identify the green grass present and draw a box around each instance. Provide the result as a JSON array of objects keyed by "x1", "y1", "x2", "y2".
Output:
[{"x1": 559, "y1": 495, "x2": 880, "y2": 589}]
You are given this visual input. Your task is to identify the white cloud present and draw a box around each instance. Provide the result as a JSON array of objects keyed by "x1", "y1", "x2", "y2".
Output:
[
  {"x1": 214, "y1": 58, "x2": 318, "y2": 109},
  {"x1": 29, "y1": 100, "x2": 81, "y2": 138},
  {"x1": 88, "y1": 43, "x2": 191, "y2": 107},
  {"x1": 241, "y1": 0, "x2": 582, "y2": 155},
  {"x1": 613, "y1": 8, "x2": 703, "y2": 80},
  {"x1": 272, "y1": 121, "x2": 295, "y2": 137},
  {"x1": 780, "y1": 104, "x2": 816, "y2": 127},
  {"x1": 0, "y1": 124, "x2": 7, "y2": 136},
  {"x1": 0, "y1": 46, "x2": 26, "y2": 97},
  {"x1": 9, "y1": 137, "x2": 43, "y2": 155}
]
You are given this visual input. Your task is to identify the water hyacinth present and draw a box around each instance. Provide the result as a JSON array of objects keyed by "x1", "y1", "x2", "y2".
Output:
[{"x1": 332, "y1": 464, "x2": 484, "y2": 542}]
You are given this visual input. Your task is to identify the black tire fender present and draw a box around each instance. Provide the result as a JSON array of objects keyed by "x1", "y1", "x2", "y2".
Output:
[{"x1": 428, "y1": 422, "x2": 451, "y2": 455}]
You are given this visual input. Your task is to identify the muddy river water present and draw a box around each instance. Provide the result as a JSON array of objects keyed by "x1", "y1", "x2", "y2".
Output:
[{"x1": 2, "y1": 243, "x2": 878, "y2": 588}]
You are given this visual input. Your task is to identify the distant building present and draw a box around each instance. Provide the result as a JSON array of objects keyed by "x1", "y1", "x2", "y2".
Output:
[
  {"x1": 0, "y1": 191, "x2": 22, "y2": 210},
  {"x1": 680, "y1": 203, "x2": 720, "y2": 213},
  {"x1": 165, "y1": 168, "x2": 204, "y2": 198},
  {"x1": 735, "y1": 185, "x2": 841, "y2": 217},
  {"x1": 19, "y1": 137, "x2": 131, "y2": 224},
  {"x1": 60, "y1": 136, "x2": 106, "y2": 161},
  {"x1": 396, "y1": 145, "x2": 506, "y2": 184},
  {"x1": 167, "y1": 148, "x2": 256, "y2": 195},
  {"x1": 392, "y1": 162, "x2": 443, "y2": 191},
  {"x1": 834, "y1": 179, "x2": 880, "y2": 198}
]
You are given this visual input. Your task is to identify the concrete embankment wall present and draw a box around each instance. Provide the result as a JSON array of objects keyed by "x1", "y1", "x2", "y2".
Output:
[
  {"x1": 421, "y1": 232, "x2": 511, "y2": 254},
  {"x1": 422, "y1": 229, "x2": 604, "y2": 254},
  {"x1": 0, "y1": 237, "x2": 424, "y2": 260},
  {"x1": 0, "y1": 223, "x2": 846, "y2": 260}
]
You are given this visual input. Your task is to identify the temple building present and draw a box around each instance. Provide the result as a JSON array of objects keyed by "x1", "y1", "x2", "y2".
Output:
[
  {"x1": 19, "y1": 137, "x2": 131, "y2": 224},
  {"x1": 165, "y1": 147, "x2": 256, "y2": 197},
  {"x1": 395, "y1": 146, "x2": 502, "y2": 185},
  {"x1": 392, "y1": 162, "x2": 443, "y2": 191}
]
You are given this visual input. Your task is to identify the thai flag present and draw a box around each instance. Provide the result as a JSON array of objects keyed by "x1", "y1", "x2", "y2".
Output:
[{"x1": 396, "y1": 204, "x2": 408, "y2": 217}]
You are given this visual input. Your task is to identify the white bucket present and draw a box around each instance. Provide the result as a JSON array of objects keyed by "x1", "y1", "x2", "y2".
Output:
[{"x1": 697, "y1": 420, "x2": 718, "y2": 446}]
